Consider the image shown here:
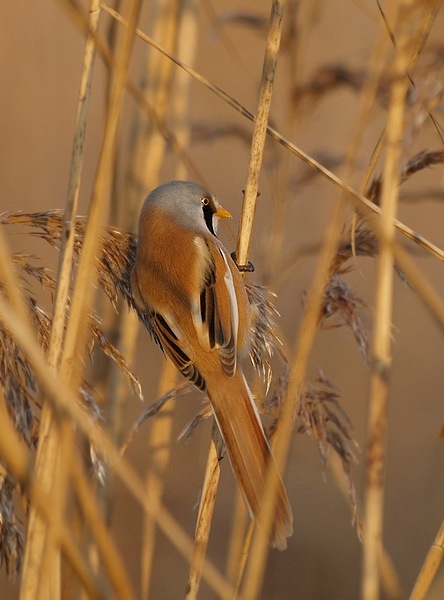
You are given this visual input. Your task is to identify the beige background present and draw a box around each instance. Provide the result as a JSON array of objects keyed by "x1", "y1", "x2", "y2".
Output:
[{"x1": 1, "y1": 1, "x2": 444, "y2": 598}]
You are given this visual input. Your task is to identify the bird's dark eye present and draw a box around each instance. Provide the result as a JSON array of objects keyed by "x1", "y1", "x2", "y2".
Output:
[{"x1": 201, "y1": 196, "x2": 210, "y2": 206}]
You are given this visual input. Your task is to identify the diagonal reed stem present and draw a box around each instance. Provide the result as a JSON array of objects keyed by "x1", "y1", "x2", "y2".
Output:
[{"x1": 410, "y1": 520, "x2": 444, "y2": 600}]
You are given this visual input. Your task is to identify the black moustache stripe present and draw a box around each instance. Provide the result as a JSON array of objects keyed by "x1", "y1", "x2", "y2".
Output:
[{"x1": 203, "y1": 204, "x2": 216, "y2": 236}]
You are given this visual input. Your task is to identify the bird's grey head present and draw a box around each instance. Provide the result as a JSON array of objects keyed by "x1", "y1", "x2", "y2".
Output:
[{"x1": 145, "y1": 180, "x2": 231, "y2": 236}]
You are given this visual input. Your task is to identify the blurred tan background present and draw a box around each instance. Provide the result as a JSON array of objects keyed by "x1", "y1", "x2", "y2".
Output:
[{"x1": 2, "y1": 1, "x2": 444, "y2": 598}]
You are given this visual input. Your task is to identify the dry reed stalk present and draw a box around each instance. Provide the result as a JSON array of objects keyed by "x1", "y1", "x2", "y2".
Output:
[
  {"x1": 51, "y1": 0, "x2": 101, "y2": 364},
  {"x1": 35, "y1": 421, "x2": 70, "y2": 600},
  {"x1": 410, "y1": 520, "x2": 444, "y2": 600},
  {"x1": 361, "y1": 3, "x2": 414, "y2": 598},
  {"x1": 0, "y1": 200, "x2": 52, "y2": 595},
  {"x1": 257, "y1": 2, "x2": 301, "y2": 283},
  {"x1": 0, "y1": 295, "x2": 237, "y2": 599},
  {"x1": 409, "y1": 0, "x2": 444, "y2": 65},
  {"x1": 184, "y1": 424, "x2": 221, "y2": 600},
  {"x1": 351, "y1": 131, "x2": 385, "y2": 258},
  {"x1": 236, "y1": 0, "x2": 285, "y2": 267},
  {"x1": 19, "y1": 4, "x2": 102, "y2": 598},
  {"x1": 378, "y1": 547, "x2": 405, "y2": 600},
  {"x1": 343, "y1": 0, "x2": 393, "y2": 260}
]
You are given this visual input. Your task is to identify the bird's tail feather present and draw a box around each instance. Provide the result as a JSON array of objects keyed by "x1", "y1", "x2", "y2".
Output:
[{"x1": 208, "y1": 372, "x2": 293, "y2": 550}]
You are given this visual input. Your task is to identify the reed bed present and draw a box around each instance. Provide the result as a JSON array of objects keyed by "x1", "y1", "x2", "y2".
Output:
[{"x1": 1, "y1": 1, "x2": 444, "y2": 598}]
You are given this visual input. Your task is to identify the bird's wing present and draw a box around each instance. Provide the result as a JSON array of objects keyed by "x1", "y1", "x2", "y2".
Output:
[
  {"x1": 131, "y1": 266, "x2": 206, "y2": 390},
  {"x1": 151, "y1": 311, "x2": 206, "y2": 391},
  {"x1": 191, "y1": 239, "x2": 239, "y2": 377}
]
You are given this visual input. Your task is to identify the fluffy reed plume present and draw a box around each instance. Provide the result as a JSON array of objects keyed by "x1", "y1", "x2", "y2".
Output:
[
  {"x1": 0, "y1": 472, "x2": 24, "y2": 582},
  {"x1": 263, "y1": 361, "x2": 360, "y2": 531},
  {"x1": 317, "y1": 148, "x2": 444, "y2": 368},
  {"x1": 366, "y1": 149, "x2": 444, "y2": 205},
  {"x1": 297, "y1": 372, "x2": 359, "y2": 528}
]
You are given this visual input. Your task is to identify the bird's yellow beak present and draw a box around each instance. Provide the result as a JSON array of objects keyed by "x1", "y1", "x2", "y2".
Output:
[{"x1": 215, "y1": 206, "x2": 232, "y2": 219}]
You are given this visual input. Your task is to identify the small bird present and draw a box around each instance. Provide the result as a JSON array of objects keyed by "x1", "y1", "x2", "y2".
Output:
[{"x1": 131, "y1": 180, "x2": 293, "y2": 549}]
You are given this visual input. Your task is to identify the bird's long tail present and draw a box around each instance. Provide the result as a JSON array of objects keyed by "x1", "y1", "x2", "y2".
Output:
[{"x1": 207, "y1": 371, "x2": 293, "y2": 550}]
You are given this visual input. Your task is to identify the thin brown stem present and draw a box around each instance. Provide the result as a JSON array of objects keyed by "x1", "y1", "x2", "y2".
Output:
[
  {"x1": 184, "y1": 425, "x2": 222, "y2": 600},
  {"x1": 236, "y1": 0, "x2": 285, "y2": 267},
  {"x1": 20, "y1": 4, "x2": 102, "y2": 598},
  {"x1": 362, "y1": 3, "x2": 414, "y2": 598}
]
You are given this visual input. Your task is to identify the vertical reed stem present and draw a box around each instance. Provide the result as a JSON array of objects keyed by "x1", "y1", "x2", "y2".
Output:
[
  {"x1": 20, "y1": 3, "x2": 102, "y2": 598},
  {"x1": 184, "y1": 425, "x2": 222, "y2": 600},
  {"x1": 362, "y1": 3, "x2": 414, "y2": 598},
  {"x1": 236, "y1": 0, "x2": 285, "y2": 267}
]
